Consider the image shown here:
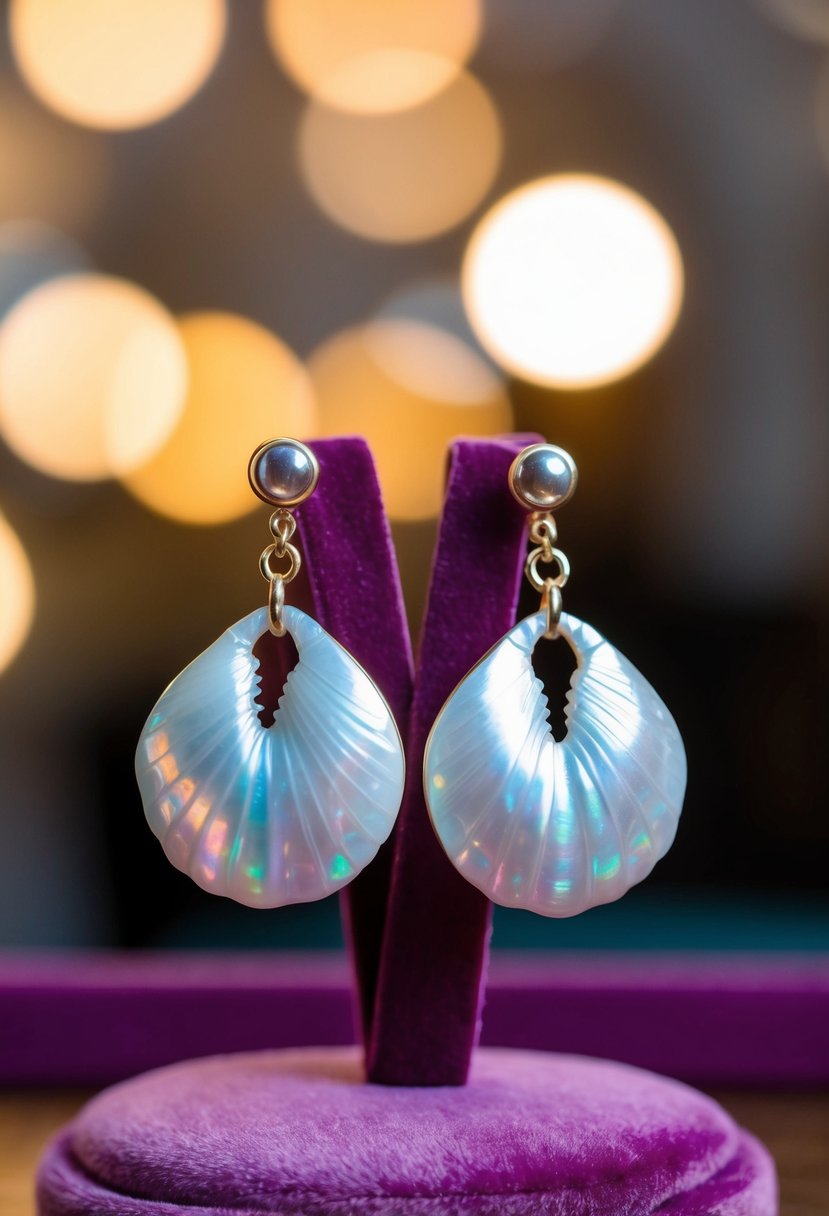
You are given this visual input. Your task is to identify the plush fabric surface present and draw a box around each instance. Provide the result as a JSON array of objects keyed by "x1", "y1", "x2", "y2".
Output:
[
  {"x1": 369, "y1": 435, "x2": 543, "y2": 1085},
  {"x1": 37, "y1": 1047, "x2": 776, "y2": 1215},
  {"x1": 299, "y1": 437, "x2": 415, "y2": 1046},
  {"x1": 4, "y1": 952, "x2": 828, "y2": 1088},
  {"x1": 293, "y1": 433, "x2": 546, "y2": 1085}
]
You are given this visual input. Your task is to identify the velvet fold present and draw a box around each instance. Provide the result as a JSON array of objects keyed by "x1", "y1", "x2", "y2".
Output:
[
  {"x1": 368, "y1": 436, "x2": 541, "y2": 1085},
  {"x1": 300, "y1": 437, "x2": 415, "y2": 1047}
]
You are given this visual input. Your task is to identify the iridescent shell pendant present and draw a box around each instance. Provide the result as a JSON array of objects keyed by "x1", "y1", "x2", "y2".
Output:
[
  {"x1": 135, "y1": 439, "x2": 406, "y2": 908},
  {"x1": 424, "y1": 610, "x2": 686, "y2": 917},
  {"x1": 424, "y1": 444, "x2": 687, "y2": 918}
]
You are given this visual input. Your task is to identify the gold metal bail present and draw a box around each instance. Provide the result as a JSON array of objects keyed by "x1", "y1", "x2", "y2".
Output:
[
  {"x1": 268, "y1": 574, "x2": 286, "y2": 637},
  {"x1": 541, "y1": 579, "x2": 562, "y2": 639}
]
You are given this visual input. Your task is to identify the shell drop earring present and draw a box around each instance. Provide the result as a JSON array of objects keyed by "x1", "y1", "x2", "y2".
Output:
[
  {"x1": 135, "y1": 438, "x2": 405, "y2": 908},
  {"x1": 424, "y1": 444, "x2": 687, "y2": 918}
]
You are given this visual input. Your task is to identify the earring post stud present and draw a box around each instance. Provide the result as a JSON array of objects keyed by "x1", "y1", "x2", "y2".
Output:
[
  {"x1": 509, "y1": 443, "x2": 577, "y2": 512},
  {"x1": 248, "y1": 437, "x2": 319, "y2": 508}
]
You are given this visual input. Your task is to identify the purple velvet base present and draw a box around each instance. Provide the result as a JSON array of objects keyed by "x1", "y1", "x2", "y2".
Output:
[
  {"x1": 37, "y1": 1047, "x2": 777, "y2": 1215},
  {"x1": 6, "y1": 951, "x2": 827, "y2": 1088}
]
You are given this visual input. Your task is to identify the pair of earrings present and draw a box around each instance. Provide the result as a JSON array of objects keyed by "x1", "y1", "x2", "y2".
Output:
[{"x1": 136, "y1": 438, "x2": 686, "y2": 918}]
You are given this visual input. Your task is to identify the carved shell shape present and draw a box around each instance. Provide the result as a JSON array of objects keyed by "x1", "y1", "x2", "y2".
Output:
[
  {"x1": 424, "y1": 612, "x2": 687, "y2": 918},
  {"x1": 136, "y1": 606, "x2": 405, "y2": 908}
]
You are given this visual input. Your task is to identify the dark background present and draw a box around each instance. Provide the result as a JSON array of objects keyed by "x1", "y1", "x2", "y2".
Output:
[{"x1": 0, "y1": 0, "x2": 827, "y2": 951}]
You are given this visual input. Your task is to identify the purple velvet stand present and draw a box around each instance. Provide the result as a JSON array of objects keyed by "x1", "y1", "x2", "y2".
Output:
[{"x1": 36, "y1": 438, "x2": 777, "y2": 1215}]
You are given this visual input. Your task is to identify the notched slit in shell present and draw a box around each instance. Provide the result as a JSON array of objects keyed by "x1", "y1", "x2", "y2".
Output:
[{"x1": 252, "y1": 629, "x2": 300, "y2": 728}]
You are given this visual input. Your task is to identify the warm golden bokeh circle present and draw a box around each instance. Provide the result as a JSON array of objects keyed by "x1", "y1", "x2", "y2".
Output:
[
  {"x1": 9, "y1": 0, "x2": 226, "y2": 130},
  {"x1": 0, "y1": 512, "x2": 35, "y2": 675},
  {"x1": 266, "y1": 0, "x2": 481, "y2": 114},
  {"x1": 308, "y1": 319, "x2": 512, "y2": 520},
  {"x1": 124, "y1": 312, "x2": 316, "y2": 526},
  {"x1": 0, "y1": 274, "x2": 188, "y2": 481},
  {"x1": 462, "y1": 174, "x2": 684, "y2": 390},
  {"x1": 299, "y1": 68, "x2": 501, "y2": 243}
]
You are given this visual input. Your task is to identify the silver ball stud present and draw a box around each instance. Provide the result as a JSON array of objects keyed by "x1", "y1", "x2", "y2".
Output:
[
  {"x1": 509, "y1": 444, "x2": 577, "y2": 512},
  {"x1": 248, "y1": 438, "x2": 319, "y2": 508}
]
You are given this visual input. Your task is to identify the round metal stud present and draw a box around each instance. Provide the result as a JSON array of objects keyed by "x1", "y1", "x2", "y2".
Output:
[
  {"x1": 509, "y1": 444, "x2": 577, "y2": 512},
  {"x1": 248, "y1": 438, "x2": 319, "y2": 508}
]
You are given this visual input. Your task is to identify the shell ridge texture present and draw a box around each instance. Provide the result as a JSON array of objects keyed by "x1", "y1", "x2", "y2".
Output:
[
  {"x1": 425, "y1": 611, "x2": 687, "y2": 917},
  {"x1": 136, "y1": 605, "x2": 405, "y2": 908}
]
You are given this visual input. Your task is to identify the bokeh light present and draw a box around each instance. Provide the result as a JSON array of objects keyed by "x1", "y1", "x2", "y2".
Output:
[
  {"x1": 309, "y1": 318, "x2": 511, "y2": 519},
  {"x1": 265, "y1": 0, "x2": 481, "y2": 115},
  {"x1": 299, "y1": 69, "x2": 501, "y2": 243},
  {"x1": 0, "y1": 512, "x2": 35, "y2": 675},
  {"x1": 0, "y1": 220, "x2": 87, "y2": 317},
  {"x1": 462, "y1": 174, "x2": 684, "y2": 390},
  {"x1": 9, "y1": 0, "x2": 226, "y2": 130},
  {"x1": 0, "y1": 274, "x2": 187, "y2": 481},
  {"x1": 125, "y1": 312, "x2": 316, "y2": 526}
]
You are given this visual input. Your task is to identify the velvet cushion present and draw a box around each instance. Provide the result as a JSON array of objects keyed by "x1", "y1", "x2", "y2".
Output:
[
  {"x1": 369, "y1": 436, "x2": 543, "y2": 1085},
  {"x1": 300, "y1": 436, "x2": 416, "y2": 1047},
  {"x1": 37, "y1": 1047, "x2": 776, "y2": 1215}
]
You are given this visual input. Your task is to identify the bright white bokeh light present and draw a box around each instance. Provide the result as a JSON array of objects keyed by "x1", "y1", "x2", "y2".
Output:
[
  {"x1": 10, "y1": 0, "x2": 226, "y2": 130},
  {"x1": 0, "y1": 512, "x2": 35, "y2": 674},
  {"x1": 0, "y1": 274, "x2": 188, "y2": 480},
  {"x1": 462, "y1": 174, "x2": 684, "y2": 390}
]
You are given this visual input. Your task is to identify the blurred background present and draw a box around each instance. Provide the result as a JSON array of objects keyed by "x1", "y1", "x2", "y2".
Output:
[{"x1": 0, "y1": 0, "x2": 827, "y2": 953}]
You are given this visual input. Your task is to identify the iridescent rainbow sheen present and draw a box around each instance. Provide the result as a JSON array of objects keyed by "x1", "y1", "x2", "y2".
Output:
[
  {"x1": 424, "y1": 612, "x2": 686, "y2": 917},
  {"x1": 136, "y1": 606, "x2": 405, "y2": 908}
]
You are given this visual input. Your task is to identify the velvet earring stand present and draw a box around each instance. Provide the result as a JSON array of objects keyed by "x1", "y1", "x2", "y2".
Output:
[{"x1": 37, "y1": 437, "x2": 777, "y2": 1215}]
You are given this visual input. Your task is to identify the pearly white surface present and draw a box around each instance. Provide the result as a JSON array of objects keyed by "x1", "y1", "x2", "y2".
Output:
[
  {"x1": 424, "y1": 612, "x2": 686, "y2": 917},
  {"x1": 136, "y1": 606, "x2": 405, "y2": 908}
]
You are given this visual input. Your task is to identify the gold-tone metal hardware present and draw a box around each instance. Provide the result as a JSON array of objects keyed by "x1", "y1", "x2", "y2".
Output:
[
  {"x1": 269, "y1": 509, "x2": 296, "y2": 555},
  {"x1": 508, "y1": 443, "x2": 577, "y2": 512},
  {"x1": 249, "y1": 438, "x2": 320, "y2": 639},
  {"x1": 512, "y1": 444, "x2": 578, "y2": 638},
  {"x1": 259, "y1": 541, "x2": 301, "y2": 585},
  {"x1": 248, "y1": 438, "x2": 320, "y2": 508},
  {"x1": 528, "y1": 513, "x2": 557, "y2": 560},
  {"x1": 525, "y1": 544, "x2": 570, "y2": 594},
  {"x1": 541, "y1": 579, "x2": 562, "y2": 639},
  {"x1": 268, "y1": 574, "x2": 286, "y2": 636}
]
